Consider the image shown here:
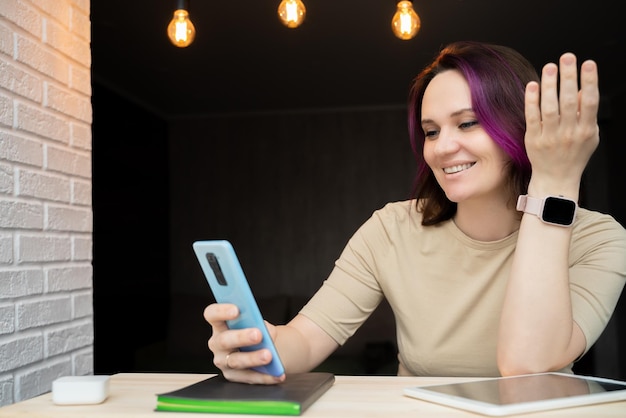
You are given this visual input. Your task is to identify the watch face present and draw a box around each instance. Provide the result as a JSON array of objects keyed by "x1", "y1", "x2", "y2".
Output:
[{"x1": 542, "y1": 196, "x2": 577, "y2": 225}]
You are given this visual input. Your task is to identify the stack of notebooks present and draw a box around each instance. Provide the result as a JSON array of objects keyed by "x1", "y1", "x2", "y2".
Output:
[{"x1": 155, "y1": 372, "x2": 335, "y2": 416}]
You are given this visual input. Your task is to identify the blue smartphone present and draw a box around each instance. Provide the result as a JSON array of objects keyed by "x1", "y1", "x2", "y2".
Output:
[{"x1": 192, "y1": 239, "x2": 285, "y2": 377}]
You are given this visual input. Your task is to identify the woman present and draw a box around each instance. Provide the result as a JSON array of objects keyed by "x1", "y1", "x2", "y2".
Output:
[{"x1": 204, "y1": 41, "x2": 626, "y2": 384}]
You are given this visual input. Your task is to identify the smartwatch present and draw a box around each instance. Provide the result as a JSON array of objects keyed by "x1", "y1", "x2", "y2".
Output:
[{"x1": 516, "y1": 195, "x2": 577, "y2": 227}]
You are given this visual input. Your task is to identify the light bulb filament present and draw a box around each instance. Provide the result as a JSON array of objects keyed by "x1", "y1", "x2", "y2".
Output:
[
  {"x1": 175, "y1": 20, "x2": 189, "y2": 42},
  {"x1": 399, "y1": 13, "x2": 412, "y2": 35},
  {"x1": 286, "y1": 2, "x2": 298, "y2": 21}
]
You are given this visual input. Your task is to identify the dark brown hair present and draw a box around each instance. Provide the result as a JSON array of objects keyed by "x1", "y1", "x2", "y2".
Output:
[{"x1": 408, "y1": 41, "x2": 539, "y2": 225}]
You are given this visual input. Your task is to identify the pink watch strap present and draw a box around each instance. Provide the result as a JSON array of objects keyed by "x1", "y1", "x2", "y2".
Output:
[{"x1": 516, "y1": 195, "x2": 543, "y2": 215}]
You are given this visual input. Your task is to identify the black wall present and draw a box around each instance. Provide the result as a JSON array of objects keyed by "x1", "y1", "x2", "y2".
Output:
[{"x1": 92, "y1": 83, "x2": 170, "y2": 374}]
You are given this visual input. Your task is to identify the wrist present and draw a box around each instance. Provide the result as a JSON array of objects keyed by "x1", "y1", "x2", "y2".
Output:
[{"x1": 526, "y1": 180, "x2": 580, "y2": 203}]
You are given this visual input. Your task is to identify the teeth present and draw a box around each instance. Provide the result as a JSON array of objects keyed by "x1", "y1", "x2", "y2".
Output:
[{"x1": 443, "y1": 163, "x2": 474, "y2": 174}]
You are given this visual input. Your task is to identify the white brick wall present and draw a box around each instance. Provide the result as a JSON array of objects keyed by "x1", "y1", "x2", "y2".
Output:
[{"x1": 0, "y1": 0, "x2": 93, "y2": 407}]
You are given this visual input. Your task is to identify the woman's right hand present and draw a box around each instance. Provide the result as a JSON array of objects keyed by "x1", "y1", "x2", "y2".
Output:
[{"x1": 203, "y1": 303, "x2": 286, "y2": 384}]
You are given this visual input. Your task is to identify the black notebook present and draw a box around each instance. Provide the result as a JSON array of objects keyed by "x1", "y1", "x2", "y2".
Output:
[{"x1": 156, "y1": 372, "x2": 335, "y2": 415}]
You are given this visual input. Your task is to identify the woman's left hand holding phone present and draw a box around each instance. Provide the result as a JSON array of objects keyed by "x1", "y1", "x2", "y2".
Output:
[{"x1": 204, "y1": 302, "x2": 286, "y2": 384}]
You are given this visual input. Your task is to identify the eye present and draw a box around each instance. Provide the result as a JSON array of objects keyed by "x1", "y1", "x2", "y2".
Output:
[
  {"x1": 459, "y1": 120, "x2": 479, "y2": 129},
  {"x1": 422, "y1": 127, "x2": 439, "y2": 139}
]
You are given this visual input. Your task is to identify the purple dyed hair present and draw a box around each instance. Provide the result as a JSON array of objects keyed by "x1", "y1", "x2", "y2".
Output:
[{"x1": 408, "y1": 41, "x2": 538, "y2": 225}]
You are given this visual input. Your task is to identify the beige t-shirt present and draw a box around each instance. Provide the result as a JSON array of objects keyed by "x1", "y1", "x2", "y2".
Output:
[{"x1": 300, "y1": 200, "x2": 626, "y2": 377}]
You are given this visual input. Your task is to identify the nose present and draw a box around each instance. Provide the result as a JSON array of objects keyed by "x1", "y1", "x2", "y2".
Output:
[{"x1": 433, "y1": 128, "x2": 461, "y2": 156}]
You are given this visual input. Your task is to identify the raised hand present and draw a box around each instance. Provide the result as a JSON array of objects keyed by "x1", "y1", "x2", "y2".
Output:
[{"x1": 524, "y1": 53, "x2": 600, "y2": 198}]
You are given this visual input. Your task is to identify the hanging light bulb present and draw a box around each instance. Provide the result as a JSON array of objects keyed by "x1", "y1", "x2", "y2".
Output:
[
  {"x1": 391, "y1": 1, "x2": 421, "y2": 40},
  {"x1": 167, "y1": 0, "x2": 196, "y2": 47},
  {"x1": 277, "y1": 0, "x2": 306, "y2": 28}
]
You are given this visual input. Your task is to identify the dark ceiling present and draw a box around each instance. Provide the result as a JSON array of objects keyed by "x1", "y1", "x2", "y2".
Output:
[{"x1": 91, "y1": 1, "x2": 625, "y2": 119}]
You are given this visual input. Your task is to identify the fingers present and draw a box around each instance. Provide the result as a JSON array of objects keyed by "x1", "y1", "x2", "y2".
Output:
[
  {"x1": 524, "y1": 81, "x2": 541, "y2": 139},
  {"x1": 525, "y1": 52, "x2": 599, "y2": 139},
  {"x1": 205, "y1": 303, "x2": 262, "y2": 356},
  {"x1": 557, "y1": 53, "x2": 578, "y2": 127},
  {"x1": 578, "y1": 59, "x2": 599, "y2": 127},
  {"x1": 204, "y1": 303, "x2": 285, "y2": 384},
  {"x1": 217, "y1": 345, "x2": 285, "y2": 384},
  {"x1": 524, "y1": 51, "x2": 599, "y2": 194},
  {"x1": 539, "y1": 62, "x2": 560, "y2": 134},
  {"x1": 220, "y1": 348, "x2": 277, "y2": 374},
  {"x1": 203, "y1": 303, "x2": 238, "y2": 331}
]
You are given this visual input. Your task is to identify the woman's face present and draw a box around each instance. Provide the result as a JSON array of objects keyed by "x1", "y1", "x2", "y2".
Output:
[{"x1": 421, "y1": 70, "x2": 510, "y2": 204}]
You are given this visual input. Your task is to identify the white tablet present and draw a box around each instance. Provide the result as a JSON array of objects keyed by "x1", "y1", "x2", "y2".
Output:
[{"x1": 403, "y1": 372, "x2": 626, "y2": 416}]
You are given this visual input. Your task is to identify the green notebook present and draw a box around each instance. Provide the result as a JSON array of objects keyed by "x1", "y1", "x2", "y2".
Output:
[{"x1": 155, "y1": 372, "x2": 335, "y2": 415}]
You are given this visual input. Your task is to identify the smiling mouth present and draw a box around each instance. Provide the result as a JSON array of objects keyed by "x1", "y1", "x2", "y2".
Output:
[{"x1": 443, "y1": 163, "x2": 475, "y2": 174}]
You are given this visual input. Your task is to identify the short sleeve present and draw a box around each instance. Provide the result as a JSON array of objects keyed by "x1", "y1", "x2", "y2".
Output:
[
  {"x1": 569, "y1": 209, "x2": 626, "y2": 355},
  {"x1": 298, "y1": 205, "x2": 395, "y2": 345}
]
